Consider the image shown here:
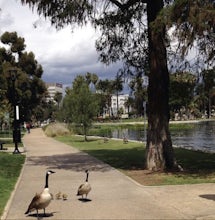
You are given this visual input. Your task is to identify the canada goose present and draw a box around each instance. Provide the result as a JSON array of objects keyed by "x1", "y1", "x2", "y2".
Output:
[
  {"x1": 25, "y1": 170, "x2": 55, "y2": 217},
  {"x1": 123, "y1": 137, "x2": 128, "y2": 144},
  {"x1": 103, "y1": 137, "x2": 109, "y2": 143},
  {"x1": 77, "y1": 170, "x2": 91, "y2": 199}
]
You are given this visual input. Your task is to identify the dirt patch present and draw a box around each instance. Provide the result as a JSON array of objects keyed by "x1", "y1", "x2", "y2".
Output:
[{"x1": 123, "y1": 170, "x2": 165, "y2": 186}]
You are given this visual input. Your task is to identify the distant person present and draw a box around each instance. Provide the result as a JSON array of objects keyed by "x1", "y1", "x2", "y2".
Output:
[{"x1": 26, "y1": 122, "x2": 30, "y2": 133}]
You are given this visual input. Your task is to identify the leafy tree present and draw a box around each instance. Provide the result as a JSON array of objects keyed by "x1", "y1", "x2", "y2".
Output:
[
  {"x1": 193, "y1": 68, "x2": 215, "y2": 118},
  {"x1": 112, "y1": 73, "x2": 123, "y2": 118},
  {"x1": 201, "y1": 68, "x2": 215, "y2": 118},
  {"x1": 96, "y1": 79, "x2": 115, "y2": 117},
  {"x1": 0, "y1": 31, "x2": 46, "y2": 122},
  {"x1": 169, "y1": 72, "x2": 197, "y2": 117},
  {"x1": 21, "y1": 0, "x2": 214, "y2": 171},
  {"x1": 85, "y1": 72, "x2": 99, "y2": 92},
  {"x1": 91, "y1": 73, "x2": 99, "y2": 86},
  {"x1": 129, "y1": 74, "x2": 148, "y2": 116},
  {"x1": 62, "y1": 75, "x2": 99, "y2": 141},
  {"x1": 162, "y1": 0, "x2": 215, "y2": 68},
  {"x1": 124, "y1": 96, "x2": 134, "y2": 116}
]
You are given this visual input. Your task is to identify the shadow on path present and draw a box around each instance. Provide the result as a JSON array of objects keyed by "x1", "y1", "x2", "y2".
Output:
[
  {"x1": 26, "y1": 152, "x2": 112, "y2": 172},
  {"x1": 199, "y1": 194, "x2": 215, "y2": 201},
  {"x1": 26, "y1": 212, "x2": 56, "y2": 219},
  {"x1": 78, "y1": 198, "x2": 92, "y2": 202}
]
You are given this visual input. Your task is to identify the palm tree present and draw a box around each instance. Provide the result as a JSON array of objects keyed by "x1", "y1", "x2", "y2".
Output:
[
  {"x1": 54, "y1": 92, "x2": 63, "y2": 109},
  {"x1": 112, "y1": 73, "x2": 123, "y2": 118}
]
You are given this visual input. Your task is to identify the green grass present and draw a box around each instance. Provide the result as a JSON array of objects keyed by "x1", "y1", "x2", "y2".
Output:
[
  {"x1": 57, "y1": 135, "x2": 145, "y2": 169},
  {"x1": 55, "y1": 135, "x2": 215, "y2": 185},
  {"x1": 0, "y1": 153, "x2": 25, "y2": 216}
]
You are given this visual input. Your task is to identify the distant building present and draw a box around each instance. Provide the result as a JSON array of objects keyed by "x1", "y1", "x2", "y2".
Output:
[
  {"x1": 111, "y1": 94, "x2": 130, "y2": 116},
  {"x1": 46, "y1": 83, "x2": 63, "y2": 103}
]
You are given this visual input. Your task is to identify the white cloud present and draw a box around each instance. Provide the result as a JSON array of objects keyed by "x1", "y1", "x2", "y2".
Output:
[{"x1": 0, "y1": 0, "x2": 121, "y2": 86}]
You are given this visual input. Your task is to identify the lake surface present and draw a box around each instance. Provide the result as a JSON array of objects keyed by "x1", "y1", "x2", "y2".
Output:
[{"x1": 110, "y1": 120, "x2": 215, "y2": 153}]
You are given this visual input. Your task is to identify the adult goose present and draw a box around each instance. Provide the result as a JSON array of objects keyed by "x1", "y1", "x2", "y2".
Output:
[
  {"x1": 77, "y1": 170, "x2": 91, "y2": 199},
  {"x1": 25, "y1": 170, "x2": 55, "y2": 217}
]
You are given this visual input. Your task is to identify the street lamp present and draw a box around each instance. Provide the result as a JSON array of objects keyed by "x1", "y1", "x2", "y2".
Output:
[
  {"x1": 143, "y1": 101, "x2": 147, "y2": 142},
  {"x1": 142, "y1": 75, "x2": 148, "y2": 143},
  {"x1": 9, "y1": 69, "x2": 21, "y2": 154}
]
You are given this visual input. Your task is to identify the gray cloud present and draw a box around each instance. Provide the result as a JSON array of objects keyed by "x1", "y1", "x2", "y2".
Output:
[{"x1": 0, "y1": 0, "x2": 122, "y2": 87}]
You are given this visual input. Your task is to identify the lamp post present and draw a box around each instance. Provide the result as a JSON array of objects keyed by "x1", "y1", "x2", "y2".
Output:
[
  {"x1": 142, "y1": 75, "x2": 148, "y2": 142},
  {"x1": 10, "y1": 69, "x2": 21, "y2": 154},
  {"x1": 143, "y1": 101, "x2": 147, "y2": 142}
]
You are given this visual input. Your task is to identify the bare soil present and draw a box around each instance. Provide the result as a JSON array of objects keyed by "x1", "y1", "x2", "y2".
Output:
[{"x1": 123, "y1": 170, "x2": 164, "y2": 186}]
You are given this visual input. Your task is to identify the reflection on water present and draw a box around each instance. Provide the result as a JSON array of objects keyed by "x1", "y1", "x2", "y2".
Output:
[
  {"x1": 112, "y1": 128, "x2": 146, "y2": 142},
  {"x1": 111, "y1": 120, "x2": 215, "y2": 153},
  {"x1": 171, "y1": 121, "x2": 215, "y2": 152}
]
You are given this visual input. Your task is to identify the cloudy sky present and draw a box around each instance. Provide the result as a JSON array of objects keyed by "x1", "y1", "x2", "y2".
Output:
[{"x1": 0, "y1": 0, "x2": 122, "y2": 87}]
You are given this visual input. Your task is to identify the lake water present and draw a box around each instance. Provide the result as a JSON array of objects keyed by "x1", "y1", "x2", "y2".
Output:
[{"x1": 110, "y1": 120, "x2": 215, "y2": 153}]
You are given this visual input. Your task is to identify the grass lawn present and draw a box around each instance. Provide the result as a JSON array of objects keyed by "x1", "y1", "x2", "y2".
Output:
[
  {"x1": 0, "y1": 152, "x2": 25, "y2": 216},
  {"x1": 55, "y1": 135, "x2": 215, "y2": 186}
]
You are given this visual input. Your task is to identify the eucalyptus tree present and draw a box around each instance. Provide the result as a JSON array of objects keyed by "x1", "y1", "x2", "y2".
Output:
[{"x1": 21, "y1": 0, "x2": 214, "y2": 171}]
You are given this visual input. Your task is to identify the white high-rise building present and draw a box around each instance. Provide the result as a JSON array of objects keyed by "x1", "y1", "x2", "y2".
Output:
[
  {"x1": 111, "y1": 94, "x2": 129, "y2": 116},
  {"x1": 46, "y1": 83, "x2": 63, "y2": 103}
]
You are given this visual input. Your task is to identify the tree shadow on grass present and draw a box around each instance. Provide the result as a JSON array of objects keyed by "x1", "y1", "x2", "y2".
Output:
[
  {"x1": 84, "y1": 147, "x2": 146, "y2": 170},
  {"x1": 174, "y1": 148, "x2": 215, "y2": 177}
]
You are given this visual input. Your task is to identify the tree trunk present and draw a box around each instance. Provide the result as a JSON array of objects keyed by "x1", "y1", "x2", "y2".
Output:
[{"x1": 146, "y1": 0, "x2": 176, "y2": 171}]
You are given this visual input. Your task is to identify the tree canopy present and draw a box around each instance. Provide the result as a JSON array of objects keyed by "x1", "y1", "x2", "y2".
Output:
[
  {"x1": 169, "y1": 72, "x2": 197, "y2": 114},
  {"x1": 0, "y1": 31, "x2": 47, "y2": 123},
  {"x1": 62, "y1": 75, "x2": 99, "y2": 141}
]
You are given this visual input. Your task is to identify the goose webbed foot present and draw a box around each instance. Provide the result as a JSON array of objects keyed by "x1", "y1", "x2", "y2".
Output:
[{"x1": 43, "y1": 208, "x2": 47, "y2": 217}]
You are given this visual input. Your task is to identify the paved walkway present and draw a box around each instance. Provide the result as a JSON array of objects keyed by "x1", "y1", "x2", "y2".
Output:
[{"x1": 2, "y1": 128, "x2": 215, "y2": 219}]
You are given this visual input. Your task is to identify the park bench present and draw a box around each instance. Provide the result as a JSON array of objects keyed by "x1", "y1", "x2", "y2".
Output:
[{"x1": 0, "y1": 141, "x2": 6, "y2": 150}]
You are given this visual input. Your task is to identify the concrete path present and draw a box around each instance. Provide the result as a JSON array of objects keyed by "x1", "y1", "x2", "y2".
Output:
[{"x1": 2, "y1": 128, "x2": 215, "y2": 219}]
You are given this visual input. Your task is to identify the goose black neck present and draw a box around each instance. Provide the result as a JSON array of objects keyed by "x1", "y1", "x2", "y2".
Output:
[
  {"x1": 45, "y1": 173, "x2": 49, "y2": 188},
  {"x1": 86, "y1": 172, "x2": 89, "y2": 182}
]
